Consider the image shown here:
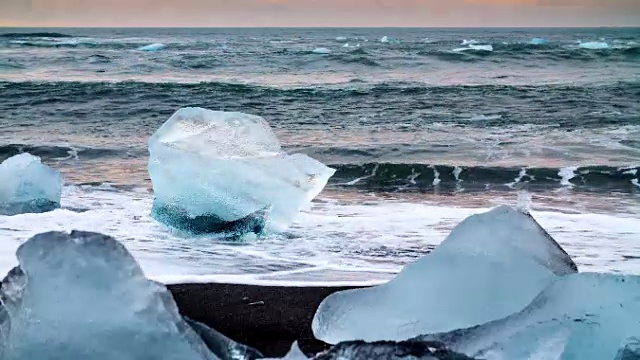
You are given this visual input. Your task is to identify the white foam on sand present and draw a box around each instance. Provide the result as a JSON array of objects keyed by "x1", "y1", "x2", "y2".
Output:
[{"x1": 1, "y1": 186, "x2": 640, "y2": 286}]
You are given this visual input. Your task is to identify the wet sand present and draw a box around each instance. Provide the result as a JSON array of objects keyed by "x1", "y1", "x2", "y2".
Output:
[{"x1": 169, "y1": 282, "x2": 365, "y2": 357}]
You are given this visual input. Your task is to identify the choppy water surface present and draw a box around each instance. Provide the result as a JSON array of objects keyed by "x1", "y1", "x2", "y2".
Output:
[{"x1": 0, "y1": 27, "x2": 639, "y2": 283}]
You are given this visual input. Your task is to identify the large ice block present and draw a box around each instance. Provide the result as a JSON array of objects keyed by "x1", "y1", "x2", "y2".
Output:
[
  {"x1": 148, "y1": 107, "x2": 335, "y2": 235},
  {"x1": 0, "y1": 231, "x2": 262, "y2": 360},
  {"x1": 0, "y1": 153, "x2": 63, "y2": 215},
  {"x1": 312, "y1": 206, "x2": 577, "y2": 344},
  {"x1": 422, "y1": 273, "x2": 640, "y2": 359}
]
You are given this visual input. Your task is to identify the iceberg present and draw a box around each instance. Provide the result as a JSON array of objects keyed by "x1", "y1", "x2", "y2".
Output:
[
  {"x1": 312, "y1": 47, "x2": 331, "y2": 54},
  {"x1": 0, "y1": 231, "x2": 262, "y2": 360},
  {"x1": 380, "y1": 36, "x2": 389, "y2": 43},
  {"x1": 0, "y1": 153, "x2": 63, "y2": 216},
  {"x1": 148, "y1": 107, "x2": 335, "y2": 235},
  {"x1": 312, "y1": 206, "x2": 577, "y2": 344},
  {"x1": 422, "y1": 273, "x2": 640, "y2": 360},
  {"x1": 138, "y1": 43, "x2": 166, "y2": 51},
  {"x1": 579, "y1": 41, "x2": 609, "y2": 50}
]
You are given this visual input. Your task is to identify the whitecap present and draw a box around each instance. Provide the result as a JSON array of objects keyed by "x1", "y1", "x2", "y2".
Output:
[
  {"x1": 138, "y1": 43, "x2": 166, "y2": 51},
  {"x1": 335, "y1": 36, "x2": 348, "y2": 41},
  {"x1": 469, "y1": 114, "x2": 502, "y2": 121},
  {"x1": 453, "y1": 44, "x2": 493, "y2": 52},
  {"x1": 462, "y1": 39, "x2": 479, "y2": 45},
  {"x1": 312, "y1": 47, "x2": 332, "y2": 54},
  {"x1": 558, "y1": 166, "x2": 578, "y2": 187},
  {"x1": 470, "y1": 44, "x2": 493, "y2": 51}
]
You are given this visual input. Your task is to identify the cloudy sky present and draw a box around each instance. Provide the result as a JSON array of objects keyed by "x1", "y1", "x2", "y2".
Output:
[{"x1": 1, "y1": 0, "x2": 638, "y2": 27}]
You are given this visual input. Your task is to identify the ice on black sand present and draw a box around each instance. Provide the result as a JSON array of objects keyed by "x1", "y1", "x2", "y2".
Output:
[
  {"x1": 313, "y1": 206, "x2": 577, "y2": 344},
  {"x1": 0, "y1": 230, "x2": 262, "y2": 360}
]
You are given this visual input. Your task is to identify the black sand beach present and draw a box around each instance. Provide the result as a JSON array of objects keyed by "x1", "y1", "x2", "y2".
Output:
[{"x1": 169, "y1": 283, "x2": 366, "y2": 357}]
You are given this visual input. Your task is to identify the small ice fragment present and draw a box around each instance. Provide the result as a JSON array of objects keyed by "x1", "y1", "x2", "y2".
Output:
[
  {"x1": 0, "y1": 153, "x2": 63, "y2": 216},
  {"x1": 529, "y1": 37, "x2": 546, "y2": 45},
  {"x1": 262, "y1": 342, "x2": 308, "y2": 360},
  {"x1": 138, "y1": 43, "x2": 166, "y2": 51},
  {"x1": 578, "y1": 41, "x2": 609, "y2": 50},
  {"x1": 516, "y1": 191, "x2": 532, "y2": 214},
  {"x1": 312, "y1": 47, "x2": 332, "y2": 54},
  {"x1": 343, "y1": 43, "x2": 350, "y2": 48},
  {"x1": 380, "y1": 36, "x2": 389, "y2": 43},
  {"x1": 335, "y1": 36, "x2": 347, "y2": 41}
]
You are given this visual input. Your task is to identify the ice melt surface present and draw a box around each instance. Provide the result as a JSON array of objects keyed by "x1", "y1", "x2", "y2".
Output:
[
  {"x1": 423, "y1": 273, "x2": 640, "y2": 360},
  {"x1": 148, "y1": 107, "x2": 335, "y2": 233},
  {"x1": 312, "y1": 206, "x2": 577, "y2": 344},
  {"x1": 0, "y1": 153, "x2": 63, "y2": 215},
  {"x1": 0, "y1": 231, "x2": 223, "y2": 360}
]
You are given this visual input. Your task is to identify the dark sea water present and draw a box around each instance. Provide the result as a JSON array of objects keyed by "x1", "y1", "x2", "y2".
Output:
[{"x1": 0, "y1": 28, "x2": 639, "y2": 284}]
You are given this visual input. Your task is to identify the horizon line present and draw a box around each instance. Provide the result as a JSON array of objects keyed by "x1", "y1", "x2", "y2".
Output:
[{"x1": 2, "y1": 25, "x2": 639, "y2": 29}]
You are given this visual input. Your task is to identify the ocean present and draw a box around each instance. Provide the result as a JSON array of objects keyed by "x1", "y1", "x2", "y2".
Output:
[{"x1": 0, "y1": 27, "x2": 639, "y2": 284}]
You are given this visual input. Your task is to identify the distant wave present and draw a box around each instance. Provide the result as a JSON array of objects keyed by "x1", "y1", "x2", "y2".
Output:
[
  {"x1": 0, "y1": 32, "x2": 75, "y2": 38},
  {"x1": 415, "y1": 43, "x2": 640, "y2": 62},
  {"x1": 0, "y1": 144, "x2": 143, "y2": 162},
  {"x1": 329, "y1": 163, "x2": 640, "y2": 193},
  {"x1": 327, "y1": 54, "x2": 381, "y2": 67}
]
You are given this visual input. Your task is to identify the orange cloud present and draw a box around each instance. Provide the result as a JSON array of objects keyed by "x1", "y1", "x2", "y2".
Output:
[{"x1": 0, "y1": 0, "x2": 638, "y2": 27}]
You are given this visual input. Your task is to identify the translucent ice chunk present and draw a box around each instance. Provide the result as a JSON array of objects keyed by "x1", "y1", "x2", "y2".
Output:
[
  {"x1": 529, "y1": 38, "x2": 546, "y2": 45},
  {"x1": 0, "y1": 231, "x2": 261, "y2": 360},
  {"x1": 423, "y1": 273, "x2": 640, "y2": 360},
  {"x1": 148, "y1": 107, "x2": 335, "y2": 235},
  {"x1": 579, "y1": 41, "x2": 609, "y2": 50},
  {"x1": 0, "y1": 153, "x2": 63, "y2": 215},
  {"x1": 312, "y1": 206, "x2": 577, "y2": 344}
]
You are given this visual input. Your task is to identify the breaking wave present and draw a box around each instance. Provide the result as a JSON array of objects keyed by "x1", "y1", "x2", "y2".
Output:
[{"x1": 329, "y1": 163, "x2": 640, "y2": 193}]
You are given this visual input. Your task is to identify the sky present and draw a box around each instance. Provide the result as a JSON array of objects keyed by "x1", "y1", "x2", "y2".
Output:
[{"x1": 1, "y1": 0, "x2": 639, "y2": 27}]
